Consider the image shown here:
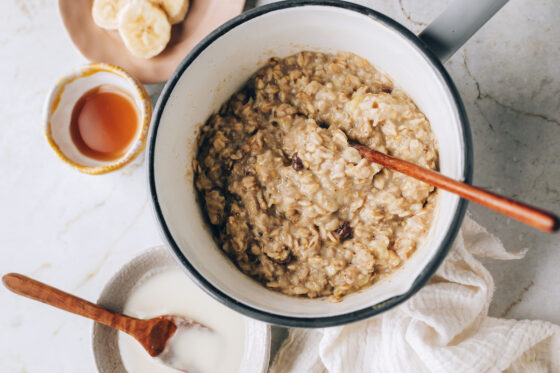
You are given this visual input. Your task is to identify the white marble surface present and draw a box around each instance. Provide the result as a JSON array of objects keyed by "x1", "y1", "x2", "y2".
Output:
[{"x1": 1, "y1": 0, "x2": 559, "y2": 372}]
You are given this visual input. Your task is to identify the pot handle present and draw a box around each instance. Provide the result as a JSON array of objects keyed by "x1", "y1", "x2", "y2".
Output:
[{"x1": 419, "y1": 0, "x2": 509, "y2": 63}]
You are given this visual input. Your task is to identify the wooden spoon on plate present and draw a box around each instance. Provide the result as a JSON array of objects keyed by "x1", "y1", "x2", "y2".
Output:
[
  {"x1": 352, "y1": 144, "x2": 559, "y2": 233},
  {"x1": 2, "y1": 273, "x2": 208, "y2": 372}
]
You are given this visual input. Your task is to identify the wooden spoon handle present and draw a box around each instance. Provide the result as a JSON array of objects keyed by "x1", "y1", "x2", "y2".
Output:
[
  {"x1": 2, "y1": 273, "x2": 136, "y2": 332},
  {"x1": 353, "y1": 145, "x2": 559, "y2": 233}
]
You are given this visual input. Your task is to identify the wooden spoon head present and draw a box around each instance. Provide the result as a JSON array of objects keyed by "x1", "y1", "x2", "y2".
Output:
[
  {"x1": 139, "y1": 315, "x2": 208, "y2": 358},
  {"x1": 139, "y1": 316, "x2": 178, "y2": 357}
]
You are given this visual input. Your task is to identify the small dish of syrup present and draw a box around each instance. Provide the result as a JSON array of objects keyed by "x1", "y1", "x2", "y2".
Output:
[{"x1": 43, "y1": 63, "x2": 151, "y2": 174}]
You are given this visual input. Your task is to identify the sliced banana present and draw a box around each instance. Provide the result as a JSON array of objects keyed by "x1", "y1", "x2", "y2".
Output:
[
  {"x1": 151, "y1": 0, "x2": 190, "y2": 24},
  {"x1": 118, "y1": 0, "x2": 171, "y2": 59},
  {"x1": 92, "y1": 0, "x2": 128, "y2": 30}
]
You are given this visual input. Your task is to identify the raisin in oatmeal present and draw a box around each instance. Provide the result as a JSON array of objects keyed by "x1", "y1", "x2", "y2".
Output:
[{"x1": 193, "y1": 51, "x2": 438, "y2": 301}]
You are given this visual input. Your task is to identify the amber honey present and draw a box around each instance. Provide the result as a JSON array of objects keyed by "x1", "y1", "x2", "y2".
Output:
[{"x1": 70, "y1": 85, "x2": 139, "y2": 161}]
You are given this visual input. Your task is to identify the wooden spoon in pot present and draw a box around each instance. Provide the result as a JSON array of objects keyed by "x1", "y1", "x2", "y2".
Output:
[
  {"x1": 352, "y1": 144, "x2": 559, "y2": 233},
  {"x1": 2, "y1": 273, "x2": 208, "y2": 372}
]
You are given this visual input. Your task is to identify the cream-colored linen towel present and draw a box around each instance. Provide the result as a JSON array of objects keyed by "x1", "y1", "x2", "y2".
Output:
[{"x1": 270, "y1": 216, "x2": 560, "y2": 373}]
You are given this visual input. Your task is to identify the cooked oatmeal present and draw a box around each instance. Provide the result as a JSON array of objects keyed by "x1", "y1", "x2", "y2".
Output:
[{"x1": 193, "y1": 51, "x2": 438, "y2": 301}]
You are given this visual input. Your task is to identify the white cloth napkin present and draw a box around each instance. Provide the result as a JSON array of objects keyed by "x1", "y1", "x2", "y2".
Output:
[{"x1": 270, "y1": 216, "x2": 560, "y2": 373}]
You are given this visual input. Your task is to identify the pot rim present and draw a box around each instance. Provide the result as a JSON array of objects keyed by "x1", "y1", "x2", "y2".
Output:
[{"x1": 147, "y1": 0, "x2": 473, "y2": 328}]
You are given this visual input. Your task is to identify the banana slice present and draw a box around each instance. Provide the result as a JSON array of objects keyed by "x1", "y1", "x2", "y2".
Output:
[
  {"x1": 92, "y1": 0, "x2": 128, "y2": 30},
  {"x1": 151, "y1": 0, "x2": 190, "y2": 24},
  {"x1": 118, "y1": 0, "x2": 171, "y2": 59}
]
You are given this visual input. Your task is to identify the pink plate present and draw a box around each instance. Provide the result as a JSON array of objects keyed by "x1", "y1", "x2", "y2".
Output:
[{"x1": 59, "y1": 0, "x2": 246, "y2": 83}]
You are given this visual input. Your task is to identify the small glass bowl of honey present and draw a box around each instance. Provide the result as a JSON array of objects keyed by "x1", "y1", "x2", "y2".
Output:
[{"x1": 43, "y1": 63, "x2": 151, "y2": 174}]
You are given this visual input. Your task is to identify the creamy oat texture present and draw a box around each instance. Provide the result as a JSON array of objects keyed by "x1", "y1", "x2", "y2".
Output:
[{"x1": 194, "y1": 51, "x2": 438, "y2": 301}]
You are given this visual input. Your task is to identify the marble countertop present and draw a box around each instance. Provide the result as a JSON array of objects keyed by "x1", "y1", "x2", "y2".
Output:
[{"x1": 1, "y1": 0, "x2": 558, "y2": 372}]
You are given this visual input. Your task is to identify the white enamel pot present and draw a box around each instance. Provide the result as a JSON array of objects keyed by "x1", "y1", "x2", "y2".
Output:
[{"x1": 147, "y1": 0, "x2": 508, "y2": 327}]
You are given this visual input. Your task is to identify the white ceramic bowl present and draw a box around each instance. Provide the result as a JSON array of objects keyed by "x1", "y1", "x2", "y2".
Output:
[
  {"x1": 92, "y1": 247, "x2": 270, "y2": 373},
  {"x1": 147, "y1": 1, "x2": 482, "y2": 327},
  {"x1": 43, "y1": 63, "x2": 151, "y2": 174}
]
